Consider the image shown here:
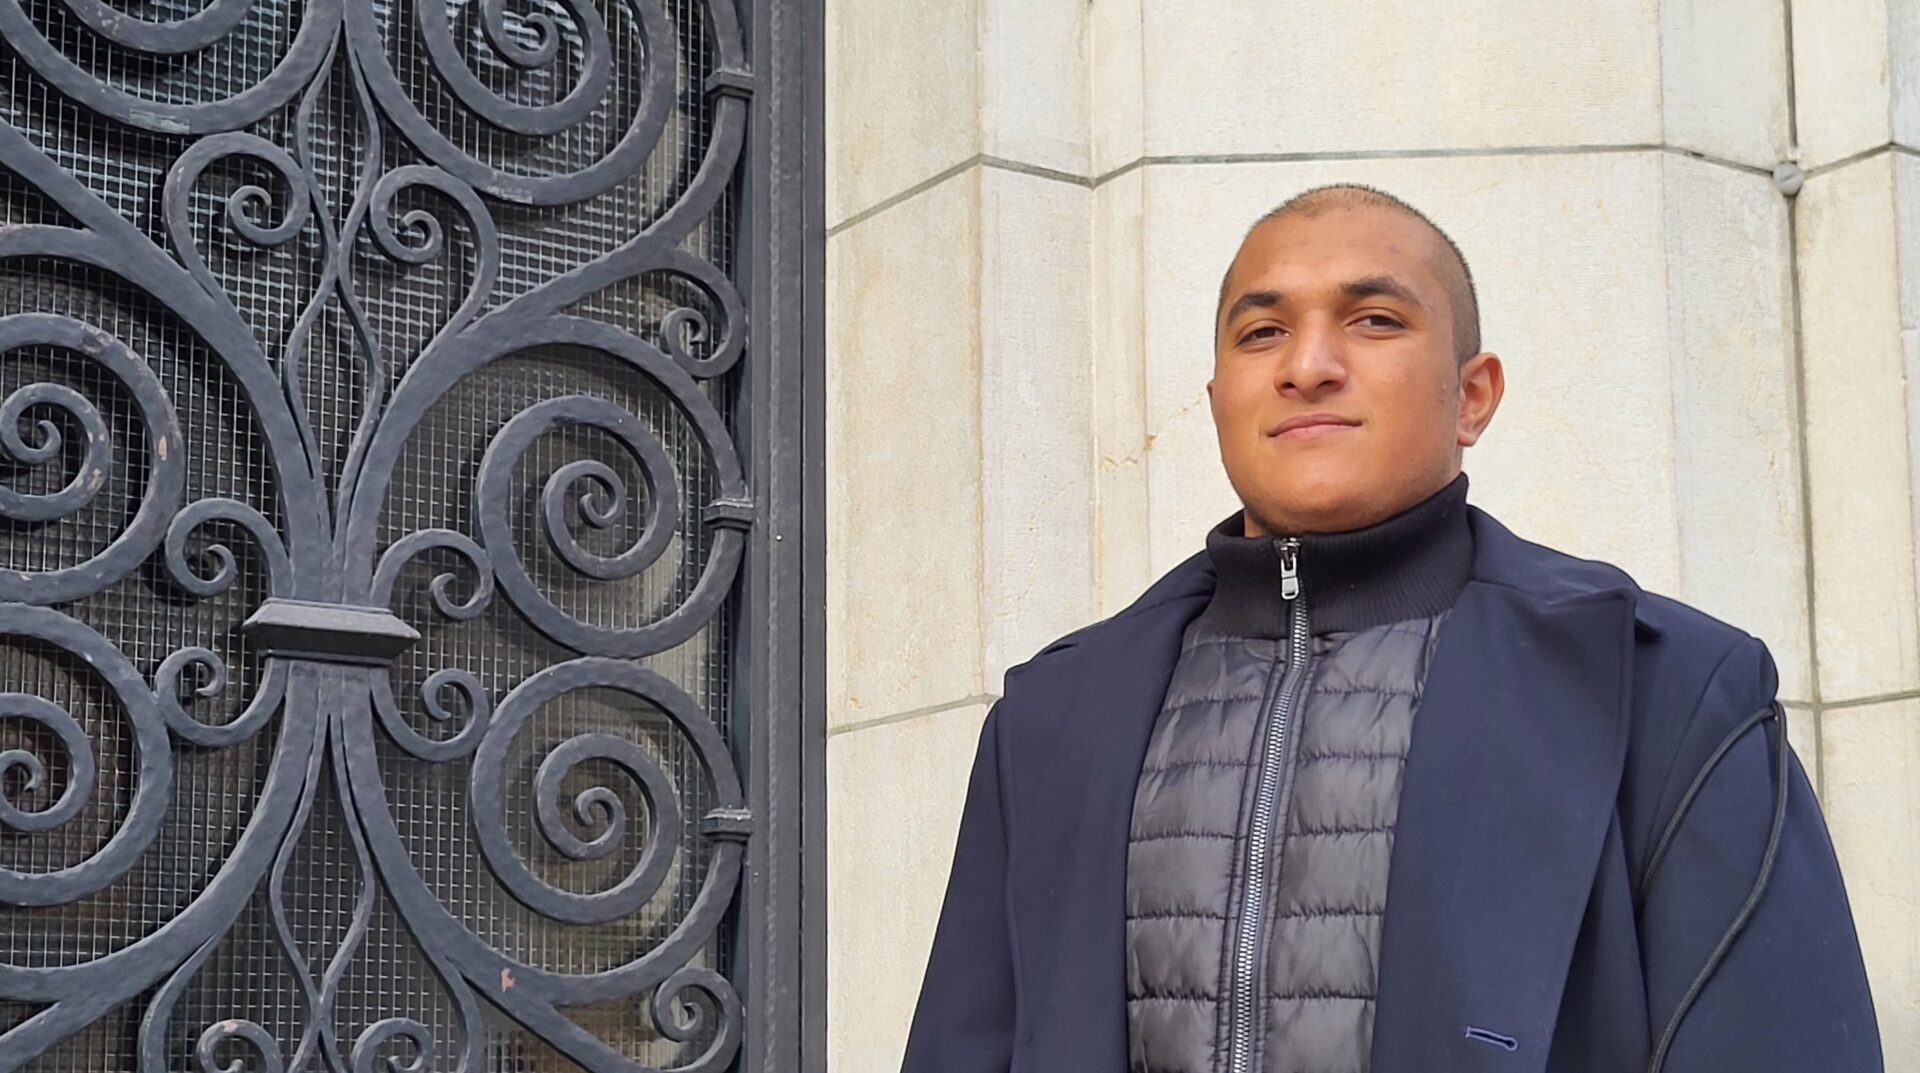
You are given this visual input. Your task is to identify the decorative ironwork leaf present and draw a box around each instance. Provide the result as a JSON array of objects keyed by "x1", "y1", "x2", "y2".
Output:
[{"x1": 0, "y1": 0, "x2": 755, "y2": 1066}]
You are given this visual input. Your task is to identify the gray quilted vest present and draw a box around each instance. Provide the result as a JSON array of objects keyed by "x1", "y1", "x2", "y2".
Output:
[{"x1": 1125, "y1": 473, "x2": 1474, "y2": 1073}]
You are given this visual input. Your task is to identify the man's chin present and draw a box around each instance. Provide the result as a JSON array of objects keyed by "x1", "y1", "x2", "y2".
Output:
[{"x1": 1247, "y1": 486, "x2": 1371, "y2": 535}]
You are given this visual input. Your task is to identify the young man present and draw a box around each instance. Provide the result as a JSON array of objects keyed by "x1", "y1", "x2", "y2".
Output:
[{"x1": 899, "y1": 185, "x2": 1881, "y2": 1073}]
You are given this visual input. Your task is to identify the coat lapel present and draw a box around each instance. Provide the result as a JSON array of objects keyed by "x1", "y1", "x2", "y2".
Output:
[
  {"x1": 1000, "y1": 563, "x2": 1210, "y2": 1073},
  {"x1": 1369, "y1": 514, "x2": 1640, "y2": 1071}
]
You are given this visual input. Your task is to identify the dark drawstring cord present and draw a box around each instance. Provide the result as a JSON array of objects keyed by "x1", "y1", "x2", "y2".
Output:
[{"x1": 1637, "y1": 699, "x2": 1792, "y2": 1073}]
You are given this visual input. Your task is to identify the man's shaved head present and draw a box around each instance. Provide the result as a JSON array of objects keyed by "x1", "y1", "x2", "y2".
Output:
[
  {"x1": 1206, "y1": 181, "x2": 1505, "y2": 535},
  {"x1": 1215, "y1": 184, "x2": 1481, "y2": 364}
]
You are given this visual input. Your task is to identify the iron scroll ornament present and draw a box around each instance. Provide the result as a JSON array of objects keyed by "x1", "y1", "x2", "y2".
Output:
[{"x1": 0, "y1": 0, "x2": 755, "y2": 1068}]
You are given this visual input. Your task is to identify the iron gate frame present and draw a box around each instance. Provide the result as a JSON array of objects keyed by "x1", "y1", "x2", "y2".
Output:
[
  {"x1": 0, "y1": 0, "x2": 826, "y2": 1064},
  {"x1": 736, "y1": 0, "x2": 825, "y2": 1070}
]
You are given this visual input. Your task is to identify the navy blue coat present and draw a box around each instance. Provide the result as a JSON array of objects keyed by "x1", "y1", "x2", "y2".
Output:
[{"x1": 899, "y1": 505, "x2": 1881, "y2": 1073}]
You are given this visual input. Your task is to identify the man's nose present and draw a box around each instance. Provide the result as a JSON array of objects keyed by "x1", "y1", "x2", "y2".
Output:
[{"x1": 1273, "y1": 318, "x2": 1348, "y2": 398}]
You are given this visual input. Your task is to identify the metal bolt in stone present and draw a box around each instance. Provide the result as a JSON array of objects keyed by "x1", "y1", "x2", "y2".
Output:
[{"x1": 1772, "y1": 162, "x2": 1804, "y2": 197}]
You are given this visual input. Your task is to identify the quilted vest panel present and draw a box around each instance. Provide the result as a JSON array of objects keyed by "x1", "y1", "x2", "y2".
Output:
[{"x1": 1124, "y1": 609, "x2": 1451, "y2": 1073}]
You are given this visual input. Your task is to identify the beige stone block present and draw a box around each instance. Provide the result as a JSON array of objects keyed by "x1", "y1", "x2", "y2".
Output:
[
  {"x1": 1820, "y1": 698, "x2": 1920, "y2": 1061},
  {"x1": 826, "y1": 0, "x2": 980, "y2": 227},
  {"x1": 1659, "y1": 0, "x2": 1792, "y2": 168},
  {"x1": 981, "y1": 0, "x2": 1091, "y2": 177},
  {"x1": 1142, "y1": 378, "x2": 1240, "y2": 576},
  {"x1": 1135, "y1": 154, "x2": 1684, "y2": 589},
  {"x1": 1093, "y1": 169, "x2": 1154, "y2": 616},
  {"x1": 1905, "y1": 159, "x2": 1920, "y2": 609},
  {"x1": 1788, "y1": 0, "x2": 1894, "y2": 168},
  {"x1": 1091, "y1": 0, "x2": 1145, "y2": 178},
  {"x1": 1783, "y1": 704, "x2": 1820, "y2": 793},
  {"x1": 826, "y1": 172, "x2": 985, "y2": 729},
  {"x1": 1138, "y1": 1, "x2": 1661, "y2": 158},
  {"x1": 827, "y1": 703, "x2": 993, "y2": 1073},
  {"x1": 1898, "y1": 0, "x2": 1920, "y2": 148},
  {"x1": 1136, "y1": 164, "x2": 1251, "y2": 572},
  {"x1": 980, "y1": 169, "x2": 1098, "y2": 686},
  {"x1": 1797, "y1": 153, "x2": 1920, "y2": 701},
  {"x1": 1659, "y1": 156, "x2": 1812, "y2": 703},
  {"x1": 1903, "y1": 154, "x2": 1920, "y2": 324}
]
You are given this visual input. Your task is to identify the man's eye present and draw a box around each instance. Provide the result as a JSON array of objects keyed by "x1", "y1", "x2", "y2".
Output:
[
  {"x1": 1358, "y1": 314, "x2": 1404, "y2": 329},
  {"x1": 1242, "y1": 326, "x2": 1281, "y2": 343}
]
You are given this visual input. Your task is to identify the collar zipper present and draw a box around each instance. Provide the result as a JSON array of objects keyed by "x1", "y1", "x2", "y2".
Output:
[{"x1": 1226, "y1": 535, "x2": 1311, "y2": 1073}]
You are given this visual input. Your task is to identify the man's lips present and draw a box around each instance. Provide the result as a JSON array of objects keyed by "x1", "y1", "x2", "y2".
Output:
[{"x1": 1269, "y1": 414, "x2": 1361, "y2": 439}]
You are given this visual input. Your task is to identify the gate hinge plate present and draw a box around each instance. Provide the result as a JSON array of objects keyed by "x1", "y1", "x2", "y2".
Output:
[
  {"x1": 704, "y1": 67, "x2": 753, "y2": 102},
  {"x1": 242, "y1": 599, "x2": 422, "y2": 665},
  {"x1": 701, "y1": 807, "x2": 754, "y2": 842}
]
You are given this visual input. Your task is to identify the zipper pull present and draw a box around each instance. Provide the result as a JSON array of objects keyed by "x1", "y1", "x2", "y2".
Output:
[{"x1": 1278, "y1": 537, "x2": 1300, "y2": 600}]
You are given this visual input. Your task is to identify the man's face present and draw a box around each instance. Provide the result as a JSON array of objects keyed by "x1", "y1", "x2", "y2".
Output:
[{"x1": 1208, "y1": 205, "x2": 1500, "y2": 535}]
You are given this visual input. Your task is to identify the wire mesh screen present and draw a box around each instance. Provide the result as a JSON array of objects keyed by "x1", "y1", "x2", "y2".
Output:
[{"x1": 0, "y1": 0, "x2": 753, "y2": 1067}]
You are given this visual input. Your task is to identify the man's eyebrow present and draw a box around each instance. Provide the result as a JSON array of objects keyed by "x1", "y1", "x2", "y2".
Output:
[
  {"x1": 1221, "y1": 289, "x2": 1282, "y2": 327},
  {"x1": 1340, "y1": 273, "x2": 1428, "y2": 312},
  {"x1": 1220, "y1": 274, "x2": 1429, "y2": 328}
]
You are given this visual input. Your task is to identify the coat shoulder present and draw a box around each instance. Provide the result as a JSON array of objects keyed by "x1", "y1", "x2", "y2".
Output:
[
  {"x1": 1467, "y1": 506, "x2": 1755, "y2": 656},
  {"x1": 1514, "y1": 535, "x2": 1787, "y2": 787},
  {"x1": 1631, "y1": 588, "x2": 1757, "y2": 657}
]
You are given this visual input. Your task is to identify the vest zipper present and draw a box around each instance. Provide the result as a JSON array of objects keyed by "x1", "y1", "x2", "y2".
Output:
[{"x1": 1225, "y1": 535, "x2": 1309, "y2": 1073}]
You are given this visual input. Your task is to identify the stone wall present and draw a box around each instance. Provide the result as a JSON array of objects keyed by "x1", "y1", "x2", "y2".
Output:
[{"x1": 824, "y1": 3, "x2": 1920, "y2": 1068}]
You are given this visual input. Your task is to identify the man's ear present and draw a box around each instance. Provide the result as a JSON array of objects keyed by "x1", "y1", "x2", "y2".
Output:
[{"x1": 1456, "y1": 352, "x2": 1503, "y2": 447}]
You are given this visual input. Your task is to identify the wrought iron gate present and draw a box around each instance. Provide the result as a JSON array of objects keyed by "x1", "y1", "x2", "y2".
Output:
[{"x1": 0, "y1": 0, "x2": 816, "y2": 1066}]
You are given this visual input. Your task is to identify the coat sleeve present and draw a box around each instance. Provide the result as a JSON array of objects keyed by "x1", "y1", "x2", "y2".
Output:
[
  {"x1": 1637, "y1": 634, "x2": 1883, "y2": 1071},
  {"x1": 898, "y1": 697, "x2": 1017, "y2": 1073}
]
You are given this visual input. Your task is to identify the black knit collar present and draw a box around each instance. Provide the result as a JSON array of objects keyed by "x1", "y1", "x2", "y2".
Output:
[{"x1": 1196, "y1": 471, "x2": 1474, "y2": 639}]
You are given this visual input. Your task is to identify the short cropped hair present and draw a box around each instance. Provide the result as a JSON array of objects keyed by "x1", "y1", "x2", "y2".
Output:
[{"x1": 1215, "y1": 183, "x2": 1481, "y2": 365}]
